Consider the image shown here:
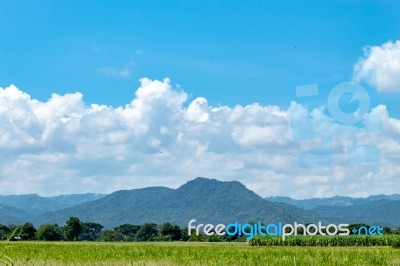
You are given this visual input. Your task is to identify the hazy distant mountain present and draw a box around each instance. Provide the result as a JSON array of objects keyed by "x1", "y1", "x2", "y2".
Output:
[
  {"x1": 312, "y1": 200, "x2": 400, "y2": 227},
  {"x1": 0, "y1": 204, "x2": 29, "y2": 225},
  {"x1": 36, "y1": 177, "x2": 321, "y2": 228},
  {"x1": 265, "y1": 194, "x2": 400, "y2": 209},
  {"x1": 0, "y1": 193, "x2": 105, "y2": 213},
  {"x1": 265, "y1": 195, "x2": 400, "y2": 227}
]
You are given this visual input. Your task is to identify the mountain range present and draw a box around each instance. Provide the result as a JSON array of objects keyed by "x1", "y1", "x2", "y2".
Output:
[
  {"x1": 0, "y1": 177, "x2": 399, "y2": 228},
  {"x1": 265, "y1": 194, "x2": 400, "y2": 209},
  {"x1": 266, "y1": 195, "x2": 400, "y2": 227}
]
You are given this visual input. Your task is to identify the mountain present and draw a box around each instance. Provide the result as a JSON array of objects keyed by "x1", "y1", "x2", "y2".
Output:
[
  {"x1": 0, "y1": 193, "x2": 105, "y2": 214},
  {"x1": 312, "y1": 200, "x2": 400, "y2": 227},
  {"x1": 2, "y1": 178, "x2": 399, "y2": 228},
  {"x1": 265, "y1": 194, "x2": 400, "y2": 209},
  {"x1": 0, "y1": 193, "x2": 105, "y2": 226},
  {"x1": 0, "y1": 204, "x2": 29, "y2": 225},
  {"x1": 37, "y1": 177, "x2": 322, "y2": 228},
  {"x1": 265, "y1": 195, "x2": 400, "y2": 227}
]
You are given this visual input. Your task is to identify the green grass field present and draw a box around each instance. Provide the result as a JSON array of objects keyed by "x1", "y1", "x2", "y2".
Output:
[{"x1": 1, "y1": 241, "x2": 400, "y2": 265}]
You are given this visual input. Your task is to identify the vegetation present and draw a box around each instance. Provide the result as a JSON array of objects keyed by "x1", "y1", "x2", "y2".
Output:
[
  {"x1": 0, "y1": 226, "x2": 19, "y2": 265},
  {"x1": 1, "y1": 242, "x2": 400, "y2": 265},
  {"x1": 80, "y1": 222, "x2": 103, "y2": 241},
  {"x1": 64, "y1": 217, "x2": 83, "y2": 241},
  {"x1": 392, "y1": 239, "x2": 400, "y2": 249},
  {"x1": 18, "y1": 223, "x2": 36, "y2": 240},
  {"x1": 249, "y1": 235, "x2": 400, "y2": 247},
  {"x1": 36, "y1": 224, "x2": 63, "y2": 241},
  {"x1": 1, "y1": 217, "x2": 400, "y2": 246}
]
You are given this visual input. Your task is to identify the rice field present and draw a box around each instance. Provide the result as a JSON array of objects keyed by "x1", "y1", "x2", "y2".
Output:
[{"x1": 1, "y1": 241, "x2": 400, "y2": 265}]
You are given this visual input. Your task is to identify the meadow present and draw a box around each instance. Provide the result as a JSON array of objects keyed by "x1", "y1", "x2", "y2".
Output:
[{"x1": 1, "y1": 241, "x2": 400, "y2": 266}]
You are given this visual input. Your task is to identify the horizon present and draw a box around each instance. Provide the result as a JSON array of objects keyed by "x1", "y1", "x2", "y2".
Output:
[
  {"x1": 1, "y1": 176, "x2": 399, "y2": 200},
  {"x1": 1, "y1": 1, "x2": 400, "y2": 198}
]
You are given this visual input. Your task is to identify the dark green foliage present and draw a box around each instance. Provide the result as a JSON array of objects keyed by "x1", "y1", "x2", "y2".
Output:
[
  {"x1": 64, "y1": 217, "x2": 83, "y2": 241},
  {"x1": 160, "y1": 223, "x2": 182, "y2": 241},
  {"x1": 391, "y1": 239, "x2": 400, "y2": 248},
  {"x1": 100, "y1": 230, "x2": 121, "y2": 242},
  {"x1": 0, "y1": 224, "x2": 11, "y2": 240},
  {"x1": 180, "y1": 227, "x2": 189, "y2": 241},
  {"x1": 19, "y1": 223, "x2": 36, "y2": 240},
  {"x1": 114, "y1": 224, "x2": 141, "y2": 241},
  {"x1": 188, "y1": 232, "x2": 204, "y2": 242},
  {"x1": 207, "y1": 235, "x2": 223, "y2": 242},
  {"x1": 80, "y1": 222, "x2": 103, "y2": 241},
  {"x1": 383, "y1": 226, "x2": 392, "y2": 234},
  {"x1": 36, "y1": 224, "x2": 63, "y2": 241},
  {"x1": 135, "y1": 223, "x2": 158, "y2": 241}
]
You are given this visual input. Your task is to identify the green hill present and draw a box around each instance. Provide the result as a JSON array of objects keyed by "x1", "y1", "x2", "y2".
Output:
[{"x1": 37, "y1": 177, "x2": 321, "y2": 228}]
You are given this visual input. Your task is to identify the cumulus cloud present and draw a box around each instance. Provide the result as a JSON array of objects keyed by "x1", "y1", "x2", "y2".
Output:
[
  {"x1": 0, "y1": 79, "x2": 399, "y2": 198},
  {"x1": 184, "y1": 97, "x2": 209, "y2": 122},
  {"x1": 353, "y1": 40, "x2": 400, "y2": 92}
]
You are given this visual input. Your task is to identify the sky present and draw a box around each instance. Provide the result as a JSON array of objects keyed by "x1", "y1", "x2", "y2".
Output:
[{"x1": 0, "y1": 1, "x2": 400, "y2": 198}]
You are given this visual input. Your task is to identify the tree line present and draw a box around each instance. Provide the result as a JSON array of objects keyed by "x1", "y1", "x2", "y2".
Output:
[
  {"x1": 1, "y1": 218, "x2": 399, "y2": 242},
  {"x1": 0, "y1": 217, "x2": 243, "y2": 242}
]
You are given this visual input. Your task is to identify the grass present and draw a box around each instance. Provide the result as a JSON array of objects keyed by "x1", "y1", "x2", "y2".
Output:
[
  {"x1": 0, "y1": 226, "x2": 20, "y2": 265},
  {"x1": 0, "y1": 241, "x2": 400, "y2": 265}
]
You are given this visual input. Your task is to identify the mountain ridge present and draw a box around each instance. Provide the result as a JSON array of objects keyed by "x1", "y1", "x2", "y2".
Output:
[
  {"x1": 0, "y1": 177, "x2": 399, "y2": 228},
  {"x1": 35, "y1": 177, "x2": 322, "y2": 228}
]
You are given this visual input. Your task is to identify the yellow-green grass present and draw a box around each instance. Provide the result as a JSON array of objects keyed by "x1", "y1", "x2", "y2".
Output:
[{"x1": 1, "y1": 241, "x2": 400, "y2": 265}]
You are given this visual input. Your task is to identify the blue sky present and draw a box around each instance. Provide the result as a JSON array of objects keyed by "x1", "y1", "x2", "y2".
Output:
[
  {"x1": 0, "y1": 1, "x2": 400, "y2": 197},
  {"x1": 1, "y1": 1, "x2": 399, "y2": 112}
]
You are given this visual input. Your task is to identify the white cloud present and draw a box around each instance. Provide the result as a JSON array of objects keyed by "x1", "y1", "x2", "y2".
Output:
[
  {"x1": 0, "y1": 79, "x2": 399, "y2": 198},
  {"x1": 353, "y1": 40, "x2": 400, "y2": 92},
  {"x1": 98, "y1": 67, "x2": 131, "y2": 78},
  {"x1": 184, "y1": 97, "x2": 209, "y2": 122}
]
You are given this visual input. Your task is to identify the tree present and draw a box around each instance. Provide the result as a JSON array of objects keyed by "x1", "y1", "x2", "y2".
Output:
[
  {"x1": 383, "y1": 227, "x2": 392, "y2": 235},
  {"x1": 160, "y1": 223, "x2": 182, "y2": 241},
  {"x1": 0, "y1": 224, "x2": 11, "y2": 240},
  {"x1": 100, "y1": 230, "x2": 121, "y2": 242},
  {"x1": 114, "y1": 224, "x2": 141, "y2": 241},
  {"x1": 135, "y1": 223, "x2": 158, "y2": 241},
  {"x1": 80, "y1": 222, "x2": 103, "y2": 241},
  {"x1": 19, "y1": 223, "x2": 37, "y2": 240},
  {"x1": 188, "y1": 231, "x2": 204, "y2": 242},
  {"x1": 36, "y1": 224, "x2": 63, "y2": 241},
  {"x1": 64, "y1": 217, "x2": 83, "y2": 241},
  {"x1": 180, "y1": 227, "x2": 189, "y2": 241}
]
